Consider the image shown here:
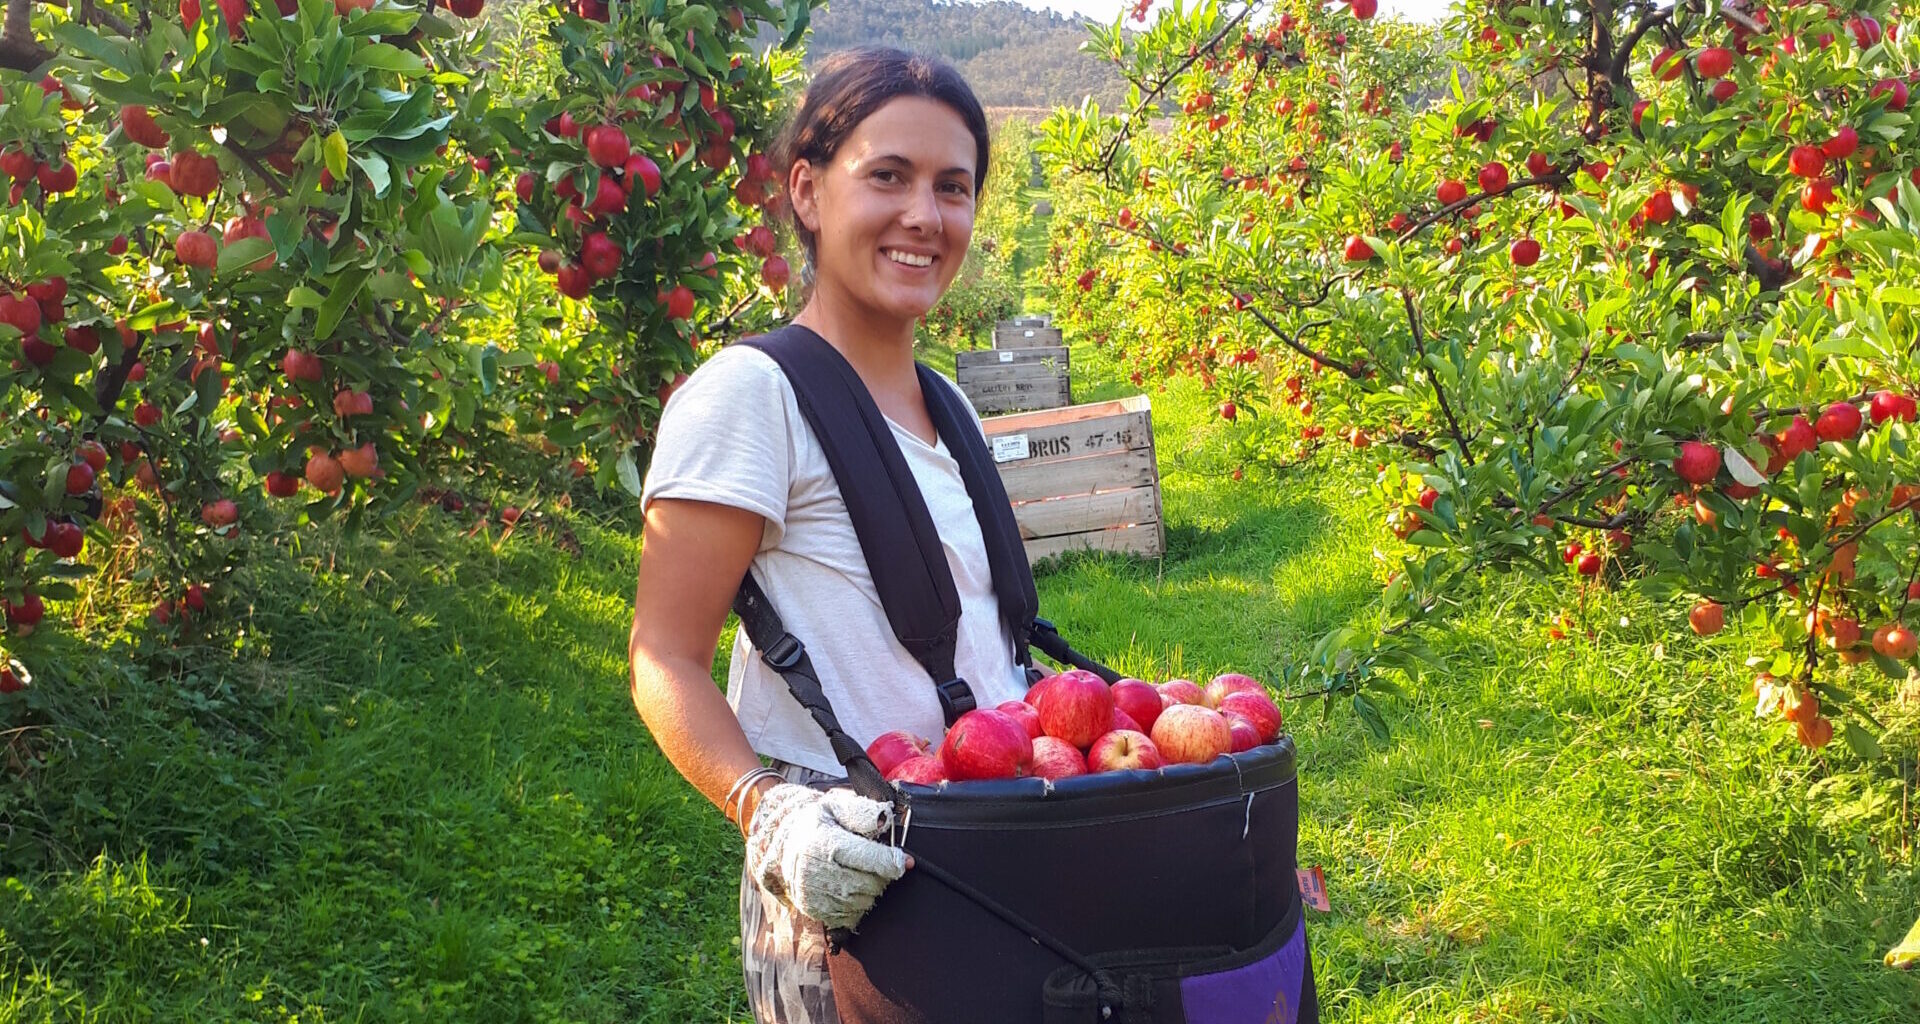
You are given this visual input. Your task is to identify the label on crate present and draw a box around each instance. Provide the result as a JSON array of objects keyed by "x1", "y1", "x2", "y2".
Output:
[
  {"x1": 991, "y1": 434, "x2": 1030, "y2": 463},
  {"x1": 999, "y1": 351, "x2": 1015, "y2": 363}
]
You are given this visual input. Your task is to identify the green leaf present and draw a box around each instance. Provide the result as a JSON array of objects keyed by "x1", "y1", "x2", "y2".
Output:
[
  {"x1": 616, "y1": 449, "x2": 643, "y2": 497},
  {"x1": 128, "y1": 301, "x2": 185, "y2": 331},
  {"x1": 315, "y1": 267, "x2": 370, "y2": 341},
  {"x1": 323, "y1": 131, "x2": 349, "y2": 184},
  {"x1": 1841, "y1": 720, "x2": 1883, "y2": 759},
  {"x1": 340, "y1": 9, "x2": 421, "y2": 36},
  {"x1": 48, "y1": 22, "x2": 142, "y2": 78},
  {"x1": 216, "y1": 237, "x2": 275, "y2": 276},
  {"x1": 351, "y1": 153, "x2": 392, "y2": 199},
  {"x1": 351, "y1": 42, "x2": 427, "y2": 73},
  {"x1": 1352, "y1": 692, "x2": 1391, "y2": 745}
]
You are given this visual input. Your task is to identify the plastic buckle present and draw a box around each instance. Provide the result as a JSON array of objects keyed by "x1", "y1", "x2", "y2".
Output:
[
  {"x1": 935, "y1": 678, "x2": 976, "y2": 720},
  {"x1": 761, "y1": 634, "x2": 805, "y2": 672},
  {"x1": 1031, "y1": 616, "x2": 1059, "y2": 637}
]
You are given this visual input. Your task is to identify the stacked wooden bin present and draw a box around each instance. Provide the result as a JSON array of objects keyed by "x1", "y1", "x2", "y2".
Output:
[
  {"x1": 955, "y1": 314, "x2": 1166, "y2": 564},
  {"x1": 955, "y1": 346, "x2": 1071, "y2": 415},
  {"x1": 980, "y1": 394, "x2": 1166, "y2": 564}
]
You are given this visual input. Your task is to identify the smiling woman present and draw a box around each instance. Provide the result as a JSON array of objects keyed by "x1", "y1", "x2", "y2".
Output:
[{"x1": 625, "y1": 49, "x2": 1015, "y2": 1024}]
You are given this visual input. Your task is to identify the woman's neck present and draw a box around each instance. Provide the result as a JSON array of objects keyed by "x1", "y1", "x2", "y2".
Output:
[{"x1": 792, "y1": 279, "x2": 918, "y2": 395}]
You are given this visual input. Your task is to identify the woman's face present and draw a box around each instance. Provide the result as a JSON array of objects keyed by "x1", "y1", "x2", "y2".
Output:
[{"x1": 790, "y1": 96, "x2": 978, "y2": 327}]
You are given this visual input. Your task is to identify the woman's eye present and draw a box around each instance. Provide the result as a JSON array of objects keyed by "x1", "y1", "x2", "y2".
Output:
[{"x1": 873, "y1": 169, "x2": 899, "y2": 183}]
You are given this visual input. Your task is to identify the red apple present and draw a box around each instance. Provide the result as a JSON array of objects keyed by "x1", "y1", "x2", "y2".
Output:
[
  {"x1": 996, "y1": 700, "x2": 1044, "y2": 740},
  {"x1": 1086, "y1": 729, "x2": 1164, "y2": 772},
  {"x1": 865, "y1": 730, "x2": 932, "y2": 777},
  {"x1": 1224, "y1": 716, "x2": 1261, "y2": 753},
  {"x1": 1674, "y1": 440, "x2": 1720, "y2": 484},
  {"x1": 1110, "y1": 678, "x2": 1162, "y2": 732},
  {"x1": 1110, "y1": 706, "x2": 1142, "y2": 733},
  {"x1": 1203, "y1": 672, "x2": 1263, "y2": 708},
  {"x1": 885, "y1": 755, "x2": 949, "y2": 785},
  {"x1": 1034, "y1": 670, "x2": 1114, "y2": 748},
  {"x1": 1029, "y1": 736, "x2": 1088, "y2": 781},
  {"x1": 1815, "y1": 401, "x2": 1863, "y2": 441},
  {"x1": 937, "y1": 708, "x2": 1033, "y2": 780},
  {"x1": 1156, "y1": 679, "x2": 1206, "y2": 706},
  {"x1": 1150, "y1": 704, "x2": 1232, "y2": 765},
  {"x1": 1217, "y1": 691, "x2": 1283, "y2": 743}
]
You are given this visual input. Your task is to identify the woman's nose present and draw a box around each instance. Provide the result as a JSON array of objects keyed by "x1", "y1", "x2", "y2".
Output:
[{"x1": 898, "y1": 181, "x2": 942, "y2": 235}]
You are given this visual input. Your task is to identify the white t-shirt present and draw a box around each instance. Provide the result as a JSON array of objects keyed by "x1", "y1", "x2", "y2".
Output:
[{"x1": 640, "y1": 342, "x2": 1030, "y2": 776}]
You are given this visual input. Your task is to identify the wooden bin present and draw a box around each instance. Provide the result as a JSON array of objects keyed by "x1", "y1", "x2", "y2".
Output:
[
  {"x1": 993, "y1": 324, "x2": 1064, "y2": 349},
  {"x1": 997, "y1": 315, "x2": 1052, "y2": 330},
  {"x1": 979, "y1": 395, "x2": 1165, "y2": 564},
  {"x1": 955, "y1": 346, "x2": 1071, "y2": 415}
]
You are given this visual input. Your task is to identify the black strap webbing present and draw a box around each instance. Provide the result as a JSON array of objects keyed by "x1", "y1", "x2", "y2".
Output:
[
  {"x1": 738, "y1": 326, "x2": 1048, "y2": 722},
  {"x1": 732, "y1": 573, "x2": 896, "y2": 807},
  {"x1": 915, "y1": 361, "x2": 1041, "y2": 666}
]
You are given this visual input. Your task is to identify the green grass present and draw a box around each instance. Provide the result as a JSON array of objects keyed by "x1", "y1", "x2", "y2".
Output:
[{"x1": 4, "y1": 341, "x2": 1919, "y2": 1022}]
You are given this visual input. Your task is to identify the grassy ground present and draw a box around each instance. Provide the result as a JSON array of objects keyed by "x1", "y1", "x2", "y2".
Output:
[{"x1": 4, "y1": 336, "x2": 1919, "y2": 1022}]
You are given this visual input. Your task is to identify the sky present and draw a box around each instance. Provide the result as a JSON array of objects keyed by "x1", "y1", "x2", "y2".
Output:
[{"x1": 1016, "y1": 0, "x2": 1451, "y2": 24}]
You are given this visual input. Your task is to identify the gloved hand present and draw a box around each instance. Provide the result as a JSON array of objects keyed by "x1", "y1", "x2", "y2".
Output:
[{"x1": 743, "y1": 783, "x2": 910, "y2": 931}]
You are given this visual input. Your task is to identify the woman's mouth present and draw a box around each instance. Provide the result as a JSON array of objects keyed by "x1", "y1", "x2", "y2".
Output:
[{"x1": 883, "y1": 248, "x2": 936, "y2": 268}]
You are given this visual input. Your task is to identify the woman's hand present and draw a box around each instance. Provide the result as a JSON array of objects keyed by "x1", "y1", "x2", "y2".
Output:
[{"x1": 744, "y1": 783, "x2": 911, "y2": 930}]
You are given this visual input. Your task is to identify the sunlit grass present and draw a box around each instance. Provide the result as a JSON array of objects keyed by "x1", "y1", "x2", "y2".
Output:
[{"x1": 2, "y1": 331, "x2": 1917, "y2": 1023}]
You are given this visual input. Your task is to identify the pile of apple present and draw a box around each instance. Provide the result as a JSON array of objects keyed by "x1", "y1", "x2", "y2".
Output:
[{"x1": 867, "y1": 671, "x2": 1286, "y2": 785}]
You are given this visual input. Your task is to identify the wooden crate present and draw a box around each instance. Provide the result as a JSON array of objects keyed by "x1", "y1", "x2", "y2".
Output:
[
  {"x1": 997, "y1": 315, "x2": 1051, "y2": 330},
  {"x1": 979, "y1": 394, "x2": 1165, "y2": 564},
  {"x1": 993, "y1": 325, "x2": 1064, "y2": 349},
  {"x1": 956, "y1": 346, "x2": 1071, "y2": 415}
]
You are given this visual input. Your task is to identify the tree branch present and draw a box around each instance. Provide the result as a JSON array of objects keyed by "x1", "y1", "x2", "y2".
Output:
[
  {"x1": 77, "y1": 0, "x2": 134, "y2": 37},
  {"x1": 1241, "y1": 304, "x2": 1365, "y2": 380},
  {"x1": 1401, "y1": 288, "x2": 1474, "y2": 465},
  {"x1": 1094, "y1": 2, "x2": 1255, "y2": 174},
  {"x1": 1395, "y1": 170, "x2": 1573, "y2": 246},
  {"x1": 0, "y1": 0, "x2": 52, "y2": 72}
]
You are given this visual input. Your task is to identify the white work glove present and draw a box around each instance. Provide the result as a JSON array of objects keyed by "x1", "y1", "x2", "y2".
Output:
[{"x1": 743, "y1": 783, "x2": 909, "y2": 931}]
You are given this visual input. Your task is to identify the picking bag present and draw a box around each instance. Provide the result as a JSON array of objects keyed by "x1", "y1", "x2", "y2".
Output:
[
  {"x1": 831, "y1": 741, "x2": 1313, "y2": 1024},
  {"x1": 728, "y1": 326, "x2": 1317, "y2": 1024}
]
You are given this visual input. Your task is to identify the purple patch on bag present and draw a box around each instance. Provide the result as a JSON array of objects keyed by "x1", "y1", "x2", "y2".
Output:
[{"x1": 1177, "y1": 917, "x2": 1308, "y2": 1024}]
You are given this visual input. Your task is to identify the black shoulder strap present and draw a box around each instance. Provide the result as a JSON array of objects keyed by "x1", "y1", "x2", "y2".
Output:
[
  {"x1": 915, "y1": 362, "x2": 1040, "y2": 660},
  {"x1": 736, "y1": 326, "x2": 984, "y2": 723}
]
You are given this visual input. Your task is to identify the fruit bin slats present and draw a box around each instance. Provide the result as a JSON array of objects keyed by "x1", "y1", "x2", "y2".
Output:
[
  {"x1": 991, "y1": 324, "x2": 1065, "y2": 349},
  {"x1": 979, "y1": 394, "x2": 1166, "y2": 564},
  {"x1": 956, "y1": 345, "x2": 1072, "y2": 415}
]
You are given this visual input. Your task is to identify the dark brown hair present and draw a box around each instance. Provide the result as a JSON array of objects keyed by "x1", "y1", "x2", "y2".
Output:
[{"x1": 773, "y1": 47, "x2": 991, "y2": 264}]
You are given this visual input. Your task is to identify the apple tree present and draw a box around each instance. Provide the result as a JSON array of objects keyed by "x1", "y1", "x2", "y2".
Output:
[
  {"x1": 0, "y1": 0, "x2": 811, "y2": 693},
  {"x1": 487, "y1": 0, "x2": 811, "y2": 496},
  {"x1": 1040, "y1": 0, "x2": 1920, "y2": 758}
]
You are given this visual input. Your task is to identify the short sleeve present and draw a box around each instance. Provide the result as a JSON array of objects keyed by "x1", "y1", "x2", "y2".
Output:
[{"x1": 640, "y1": 345, "x2": 795, "y2": 545}]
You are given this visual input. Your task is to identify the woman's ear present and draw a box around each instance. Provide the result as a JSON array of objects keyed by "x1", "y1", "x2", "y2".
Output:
[{"x1": 788, "y1": 158, "x2": 822, "y2": 235}]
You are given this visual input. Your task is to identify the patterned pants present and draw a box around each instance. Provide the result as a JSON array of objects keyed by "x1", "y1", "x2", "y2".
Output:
[{"x1": 739, "y1": 760, "x2": 844, "y2": 1024}]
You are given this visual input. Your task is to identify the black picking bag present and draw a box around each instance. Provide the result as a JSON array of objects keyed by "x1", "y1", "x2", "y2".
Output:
[
  {"x1": 833, "y1": 744, "x2": 1314, "y2": 1024},
  {"x1": 729, "y1": 327, "x2": 1317, "y2": 1024}
]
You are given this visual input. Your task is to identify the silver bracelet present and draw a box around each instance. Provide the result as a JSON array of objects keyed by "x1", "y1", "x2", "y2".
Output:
[{"x1": 722, "y1": 766, "x2": 783, "y2": 831}]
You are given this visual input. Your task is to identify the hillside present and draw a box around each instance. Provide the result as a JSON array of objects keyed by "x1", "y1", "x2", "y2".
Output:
[{"x1": 797, "y1": 0, "x2": 1128, "y2": 111}]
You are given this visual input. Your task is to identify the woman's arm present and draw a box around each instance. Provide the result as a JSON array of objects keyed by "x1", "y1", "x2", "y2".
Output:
[{"x1": 628, "y1": 496, "x2": 781, "y2": 832}]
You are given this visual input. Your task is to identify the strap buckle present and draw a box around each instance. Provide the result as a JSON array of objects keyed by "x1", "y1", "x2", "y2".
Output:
[
  {"x1": 761, "y1": 634, "x2": 805, "y2": 672},
  {"x1": 935, "y1": 678, "x2": 977, "y2": 721}
]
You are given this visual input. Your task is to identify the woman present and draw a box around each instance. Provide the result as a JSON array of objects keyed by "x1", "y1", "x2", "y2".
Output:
[{"x1": 628, "y1": 48, "x2": 1032, "y2": 1023}]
